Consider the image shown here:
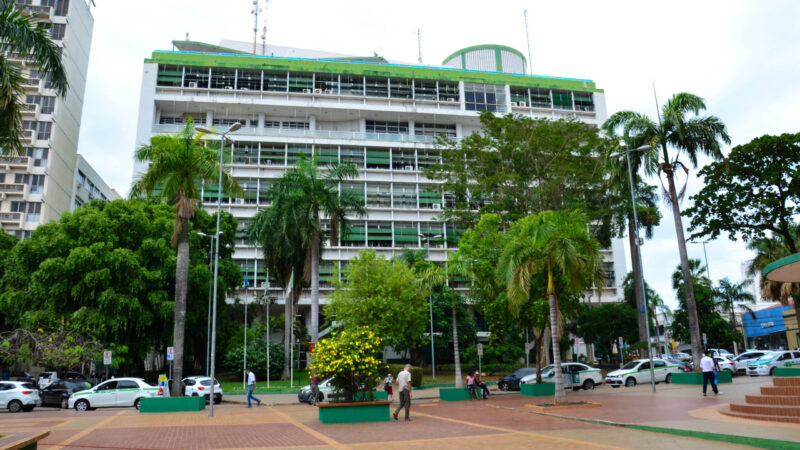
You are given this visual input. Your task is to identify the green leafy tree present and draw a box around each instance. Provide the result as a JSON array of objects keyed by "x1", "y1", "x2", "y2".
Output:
[
  {"x1": 131, "y1": 120, "x2": 241, "y2": 395},
  {"x1": 621, "y1": 272, "x2": 669, "y2": 354},
  {"x1": 222, "y1": 340, "x2": 284, "y2": 380},
  {"x1": 0, "y1": 2, "x2": 67, "y2": 154},
  {"x1": 604, "y1": 93, "x2": 731, "y2": 369},
  {"x1": 574, "y1": 304, "x2": 638, "y2": 362},
  {"x1": 714, "y1": 278, "x2": 755, "y2": 352},
  {"x1": 498, "y1": 210, "x2": 604, "y2": 404},
  {"x1": 326, "y1": 250, "x2": 427, "y2": 352}
]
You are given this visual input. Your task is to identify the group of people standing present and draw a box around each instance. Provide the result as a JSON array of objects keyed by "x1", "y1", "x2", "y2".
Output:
[{"x1": 466, "y1": 371, "x2": 490, "y2": 400}]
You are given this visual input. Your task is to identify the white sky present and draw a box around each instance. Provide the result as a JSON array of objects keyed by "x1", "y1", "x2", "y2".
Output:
[{"x1": 76, "y1": 0, "x2": 800, "y2": 311}]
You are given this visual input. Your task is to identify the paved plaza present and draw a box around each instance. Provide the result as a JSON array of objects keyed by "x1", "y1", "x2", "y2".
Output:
[{"x1": 1, "y1": 377, "x2": 798, "y2": 449}]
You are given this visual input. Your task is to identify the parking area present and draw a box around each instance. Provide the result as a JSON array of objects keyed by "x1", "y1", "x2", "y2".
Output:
[{"x1": 0, "y1": 376, "x2": 797, "y2": 449}]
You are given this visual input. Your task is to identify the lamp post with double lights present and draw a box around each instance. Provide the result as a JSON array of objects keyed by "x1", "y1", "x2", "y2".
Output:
[
  {"x1": 195, "y1": 122, "x2": 241, "y2": 417},
  {"x1": 197, "y1": 231, "x2": 223, "y2": 376},
  {"x1": 611, "y1": 141, "x2": 656, "y2": 393},
  {"x1": 419, "y1": 233, "x2": 443, "y2": 379}
]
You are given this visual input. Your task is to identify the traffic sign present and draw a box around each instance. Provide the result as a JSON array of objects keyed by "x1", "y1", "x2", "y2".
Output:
[
  {"x1": 103, "y1": 351, "x2": 112, "y2": 365},
  {"x1": 477, "y1": 343, "x2": 483, "y2": 356},
  {"x1": 167, "y1": 346, "x2": 174, "y2": 361}
]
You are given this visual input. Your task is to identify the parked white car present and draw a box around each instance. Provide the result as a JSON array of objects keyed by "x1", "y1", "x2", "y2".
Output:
[
  {"x1": 298, "y1": 377, "x2": 334, "y2": 404},
  {"x1": 182, "y1": 376, "x2": 223, "y2": 403},
  {"x1": 519, "y1": 362, "x2": 603, "y2": 390},
  {"x1": 69, "y1": 377, "x2": 159, "y2": 411},
  {"x1": 714, "y1": 356, "x2": 735, "y2": 373},
  {"x1": 0, "y1": 381, "x2": 40, "y2": 412},
  {"x1": 605, "y1": 358, "x2": 681, "y2": 387},
  {"x1": 38, "y1": 371, "x2": 59, "y2": 390},
  {"x1": 730, "y1": 351, "x2": 769, "y2": 372},
  {"x1": 746, "y1": 351, "x2": 800, "y2": 376},
  {"x1": 708, "y1": 348, "x2": 735, "y2": 359}
]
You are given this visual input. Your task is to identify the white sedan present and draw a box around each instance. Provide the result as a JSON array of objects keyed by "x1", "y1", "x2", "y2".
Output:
[
  {"x1": 730, "y1": 351, "x2": 768, "y2": 372},
  {"x1": 69, "y1": 377, "x2": 159, "y2": 411},
  {"x1": 605, "y1": 358, "x2": 681, "y2": 387},
  {"x1": 520, "y1": 363, "x2": 603, "y2": 390},
  {"x1": 714, "y1": 356, "x2": 735, "y2": 373},
  {"x1": 0, "y1": 381, "x2": 40, "y2": 412}
]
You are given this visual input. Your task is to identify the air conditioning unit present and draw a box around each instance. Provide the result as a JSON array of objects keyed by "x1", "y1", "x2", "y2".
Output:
[
  {"x1": 324, "y1": 90, "x2": 333, "y2": 95},
  {"x1": 432, "y1": 203, "x2": 442, "y2": 210},
  {"x1": 224, "y1": 86, "x2": 234, "y2": 90},
  {"x1": 264, "y1": 160, "x2": 272, "y2": 165},
  {"x1": 236, "y1": 198, "x2": 245, "y2": 205},
  {"x1": 302, "y1": 88, "x2": 312, "y2": 94},
  {"x1": 187, "y1": 82, "x2": 198, "y2": 88},
  {"x1": 403, "y1": 165, "x2": 414, "y2": 171},
  {"x1": 314, "y1": 88, "x2": 323, "y2": 94},
  {"x1": 447, "y1": 98, "x2": 456, "y2": 102},
  {"x1": 518, "y1": 101, "x2": 527, "y2": 107}
]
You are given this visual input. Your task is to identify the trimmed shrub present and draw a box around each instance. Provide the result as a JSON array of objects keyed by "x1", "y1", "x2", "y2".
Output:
[{"x1": 410, "y1": 366, "x2": 423, "y2": 387}]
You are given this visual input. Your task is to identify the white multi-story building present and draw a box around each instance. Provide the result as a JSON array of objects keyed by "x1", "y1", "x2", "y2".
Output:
[
  {"x1": 72, "y1": 154, "x2": 121, "y2": 210},
  {"x1": 133, "y1": 40, "x2": 626, "y2": 324},
  {"x1": 0, "y1": 0, "x2": 101, "y2": 238}
]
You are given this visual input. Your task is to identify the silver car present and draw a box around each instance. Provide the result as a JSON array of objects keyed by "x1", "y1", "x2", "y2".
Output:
[{"x1": 0, "y1": 381, "x2": 41, "y2": 412}]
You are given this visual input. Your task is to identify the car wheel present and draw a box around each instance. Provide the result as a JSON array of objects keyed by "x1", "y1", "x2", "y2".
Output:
[
  {"x1": 498, "y1": 381, "x2": 508, "y2": 391},
  {"x1": 22, "y1": 405, "x2": 34, "y2": 412},
  {"x1": 214, "y1": 397, "x2": 221, "y2": 405},
  {"x1": 625, "y1": 377, "x2": 636, "y2": 387},
  {"x1": 8, "y1": 400, "x2": 22, "y2": 413},
  {"x1": 75, "y1": 399, "x2": 89, "y2": 412},
  {"x1": 61, "y1": 397, "x2": 68, "y2": 409},
  {"x1": 611, "y1": 385, "x2": 620, "y2": 388},
  {"x1": 192, "y1": 393, "x2": 198, "y2": 396},
  {"x1": 582, "y1": 379, "x2": 595, "y2": 390},
  {"x1": 134, "y1": 398, "x2": 141, "y2": 410},
  {"x1": 769, "y1": 367, "x2": 775, "y2": 376},
  {"x1": 665, "y1": 374, "x2": 672, "y2": 384}
]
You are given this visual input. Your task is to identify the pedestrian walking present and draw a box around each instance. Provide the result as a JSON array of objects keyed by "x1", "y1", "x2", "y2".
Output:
[
  {"x1": 466, "y1": 372, "x2": 477, "y2": 400},
  {"x1": 383, "y1": 373, "x2": 394, "y2": 402},
  {"x1": 309, "y1": 373, "x2": 321, "y2": 406},
  {"x1": 700, "y1": 353, "x2": 720, "y2": 397},
  {"x1": 393, "y1": 364, "x2": 412, "y2": 421},
  {"x1": 475, "y1": 371, "x2": 489, "y2": 399},
  {"x1": 245, "y1": 368, "x2": 261, "y2": 407}
]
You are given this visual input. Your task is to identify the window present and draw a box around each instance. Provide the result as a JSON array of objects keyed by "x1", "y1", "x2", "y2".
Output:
[
  {"x1": 365, "y1": 148, "x2": 390, "y2": 169},
  {"x1": 213, "y1": 118, "x2": 248, "y2": 128},
  {"x1": 552, "y1": 90, "x2": 573, "y2": 110},
  {"x1": 156, "y1": 64, "x2": 182, "y2": 87},
  {"x1": 510, "y1": 87, "x2": 529, "y2": 106},
  {"x1": 259, "y1": 143, "x2": 285, "y2": 166},
  {"x1": 281, "y1": 121, "x2": 309, "y2": 130},
  {"x1": 417, "y1": 149, "x2": 440, "y2": 171},
  {"x1": 53, "y1": 0, "x2": 69, "y2": 16},
  {"x1": 76, "y1": 170, "x2": 86, "y2": 186},
  {"x1": 97, "y1": 381, "x2": 117, "y2": 391},
  {"x1": 316, "y1": 145, "x2": 338, "y2": 166},
  {"x1": 366, "y1": 183, "x2": 391, "y2": 208},
  {"x1": 438, "y1": 81, "x2": 459, "y2": 101},
  {"x1": 263, "y1": 71, "x2": 287, "y2": 92},
  {"x1": 74, "y1": 198, "x2": 83, "y2": 209},
  {"x1": 419, "y1": 187, "x2": 441, "y2": 209},
  {"x1": 288, "y1": 72, "x2": 313, "y2": 93},
  {"x1": 236, "y1": 69, "x2": 261, "y2": 91},
  {"x1": 392, "y1": 184, "x2": 416, "y2": 209},
  {"x1": 29, "y1": 175, "x2": 44, "y2": 194},
  {"x1": 25, "y1": 95, "x2": 55, "y2": 114},
  {"x1": 233, "y1": 142, "x2": 257, "y2": 165},
  {"x1": 116, "y1": 380, "x2": 139, "y2": 389},
  {"x1": 183, "y1": 66, "x2": 209, "y2": 88},
  {"x1": 26, "y1": 147, "x2": 48, "y2": 167},
  {"x1": 464, "y1": 83, "x2": 506, "y2": 113},
  {"x1": 421, "y1": 222, "x2": 445, "y2": 248},
  {"x1": 530, "y1": 88, "x2": 552, "y2": 108},
  {"x1": 10, "y1": 201, "x2": 24, "y2": 213},
  {"x1": 209, "y1": 68, "x2": 236, "y2": 90},
  {"x1": 340, "y1": 75, "x2": 363, "y2": 96},
  {"x1": 24, "y1": 202, "x2": 41, "y2": 222},
  {"x1": 364, "y1": 76, "x2": 388, "y2": 98},
  {"x1": 415, "y1": 123, "x2": 456, "y2": 138},
  {"x1": 315, "y1": 73, "x2": 338, "y2": 93},
  {"x1": 287, "y1": 144, "x2": 311, "y2": 165},
  {"x1": 34, "y1": 121, "x2": 52, "y2": 140},
  {"x1": 654, "y1": 360, "x2": 666, "y2": 368},
  {"x1": 340, "y1": 221, "x2": 365, "y2": 247},
  {"x1": 573, "y1": 92, "x2": 594, "y2": 112},
  {"x1": 340, "y1": 147, "x2": 364, "y2": 167},
  {"x1": 602, "y1": 262, "x2": 615, "y2": 287},
  {"x1": 394, "y1": 221, "x2": 418, "y2": 248},
  {"x1": 391, "y1": 149, "x2": 415, "y2": 170},
  {"x1": 414, "y1": 79, "x2": 437, "y2": 100},
  {"x1": 340, "y1": 182, "x2": 365, "y2": 207},
  {"x1": 238, "y1": 178, "x2": 258, "y2": 204},
  {"x1": 366, "y1": 121, "x2": 408, "y2": 135},
  {"x1": 390, "y1": 78, "x2": 412, "y2": 99},
  {"x1": 159, "y1": 116, "x2": 186, "y2": 125},
  {"x1": 14, "y1": 174, "x2": 29, "y2": 184},
  {"x1": 367, "y1": 221, "x2": 392, "y2": 247}
]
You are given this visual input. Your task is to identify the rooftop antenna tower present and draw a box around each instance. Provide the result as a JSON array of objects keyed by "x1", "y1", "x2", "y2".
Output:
[
  {"x1": 417, "y1": 28, "x2": 422, "y2": 64},
  {"x1": 251, "y1": 0, "x2": 262, "y2": 55},
  {"x1": 261, "y1": 0, "x2": 269, "y2": 55},
  {"x1": 524, "y1": 9, "x2": 533, "y2": 75}
]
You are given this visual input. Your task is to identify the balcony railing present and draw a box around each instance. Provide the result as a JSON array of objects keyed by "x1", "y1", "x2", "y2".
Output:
[
  {"x1": 153, "y1": 124, "x2": 454, "y2": 144},
  {"x1": 0, "y1": 183, "x2": 25, "y2": 193},
  {"x1": 21, "y1": 103, "x2": 36, "y2": 114},
  {"x1": 0, "y1": 212, "x2": 21, "y2": 222},
  {"x1": 15, "y1": 4, "x2": 52, "y2": 16},
  {"x1": 0, "y1": 156, "x2": 29, "y2": 166}
]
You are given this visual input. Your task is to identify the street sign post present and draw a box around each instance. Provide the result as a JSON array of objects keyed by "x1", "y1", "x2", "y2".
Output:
[
  {"x1": 477, "y1": 344, "x2": 483, "y2": 376},
  {"x1": 618, "y1": 337, "x2": 624, "y2": 368},
  {"x1": 167, "y1": 346, "x2": 174, "y2": 380},
  {"x1": 103, "y1": 350, "x2": 112, "y2": 380}
]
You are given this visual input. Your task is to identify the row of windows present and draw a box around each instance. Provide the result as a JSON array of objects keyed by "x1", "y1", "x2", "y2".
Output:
[
  {"x1": 3, "y1": 173, "x2": 45, "y2": 194},
  {"x1": 26, "y1": 147, "x2": 48, "y2": 167},
  {"x1": 25, "y1": 95, "x2": 55, "y2": 114},
  {"x1": 22, "y1": 120, "x2": 51, "y2": 140},
  {"x1": 10, "y1": 201, "x2": 41, "y2": 222},
  {"x1": 76, "y1": 171, "x2": 108, "y2": 201}
]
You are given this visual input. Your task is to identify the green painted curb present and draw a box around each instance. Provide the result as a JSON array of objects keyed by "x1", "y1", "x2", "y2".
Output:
[
  {"x1": 672, "y1": 371, "x2": 732, "y2": 385},
  {"x1": 439, "y1": 388, "x2": 473, "y2": 401},
  {"x1": 318, "y1": 402, "x2": 391, "y2": 424},
  {"x1": 520, "y1": 383, "x2": 555, "y2": 396},
  {"x1": 139, "y1": 396, "x2": 205, "y2": 413},
  {"x1": 773, "y1": 367, "x2": 800, "y2": 377}
]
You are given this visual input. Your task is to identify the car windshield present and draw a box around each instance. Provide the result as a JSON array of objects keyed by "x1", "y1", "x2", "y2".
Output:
[
  {"x1": 621, "y1": 361, "x2": 640, "y2": 370},
  {"x1": 21, "y1": 383, "x2": 36, "y2": 390},
  {"x1": 756, "y1": 353, "x2": 778, "y2": 362}
]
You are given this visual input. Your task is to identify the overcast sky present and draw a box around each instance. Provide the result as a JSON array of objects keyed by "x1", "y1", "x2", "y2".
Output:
[{"x1": 76, "y1": 0, "x2": 800, "y2": 310}]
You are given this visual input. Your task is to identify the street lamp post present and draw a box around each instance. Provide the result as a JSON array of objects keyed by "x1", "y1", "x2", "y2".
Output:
[
  {"x1": 614, "y1": 141, "x2": 657, "y2": 393},
  {"x1": 419, "y1": 233, "x2": 443, "y2": 380},
  {"x1": 195, "y1": 122, "x2": 241, "y2": 417},
  {"x1": 197, "y1": 231, "x2": 223, "y2": 376}
]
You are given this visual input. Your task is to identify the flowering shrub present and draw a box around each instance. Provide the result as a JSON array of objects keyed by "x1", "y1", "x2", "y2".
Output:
[{"x1": 309, "y1": 327, "x2": 385, "y2": 402}]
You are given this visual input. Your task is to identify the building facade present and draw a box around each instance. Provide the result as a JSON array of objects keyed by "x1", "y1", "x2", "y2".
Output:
[
  {"x1": 72, "y1": 154, "x2": 121, "y2": 210},
  {"x1": 133, "y1": 41, "x2": 627, "y2": 325},
  {"x1": 0, "y1": 0, "x2": 94, "y2": 238}
]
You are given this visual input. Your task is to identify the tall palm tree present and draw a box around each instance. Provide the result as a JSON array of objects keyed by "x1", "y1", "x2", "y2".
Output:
[
  {"x1": 0, "y1": 3, "x2": 67, "y2": 155},
  {"x1": 498, "y1": 210, "x2": 604, "y2": 405},
  {"x1": 250, "y1": 153, "x2": 364, "y2": 344},
  {"x1": 604, "y1": 93, "x2": 731, "y2": 369},
  {"x1": 131, "y1": 120, "x2": 240, "y2": 396},
  {"x1": 715, "y1": 278, "x2": 755, "y2": 353}
]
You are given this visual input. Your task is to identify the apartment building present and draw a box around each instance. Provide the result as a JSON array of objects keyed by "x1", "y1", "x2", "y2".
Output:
[
  {"x1": 72, "y1": 154, "x2": 121, "y2": 210},
  {"x1": 133, "y1": 40, "x2": 627, "y2": 320},
  {"x1": 0, "y1": 0, "x2": 98, "y2": 238}
]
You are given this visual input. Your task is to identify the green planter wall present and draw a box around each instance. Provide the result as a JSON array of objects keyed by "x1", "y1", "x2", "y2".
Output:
[
  {"x1": 671, "y1": 371, "x2": 732, "y2": 385},
  {"x1": 318, "y1": 401, "x2": 391, "y2": 424},
  {"x1": 139, "y1": 396, "x2": 205, "y2": 413},
  {"x1": 520, "y1": 383, "x2": 555, "y2": 396},
  {"x1": 439, "y1": 388, "x2": 473, "y2": 401},
  {"x1": 773, "y1": 367, "x2": 800, "y2": 377}
]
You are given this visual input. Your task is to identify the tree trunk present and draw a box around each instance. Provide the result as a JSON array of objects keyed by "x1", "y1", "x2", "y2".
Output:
[
  {"x1": 653, "y1": 309, "x2": 661, "y2": 355},
  {"x1": 665, "y1": 167, "x2": 703, "y2": 370},
  {"x1": 628, "y1": 220, "x2": 649, "y2": 357},
  {"x1": 171, "y1": 218, "x2": 189, "y2": 397},
  {"x1": 548, "y1": 270, "x2": 567, "y2": 405},
  {"x1": 544, "y1": 327, "x2": 552, "y2": 365},
  {"x1": 535, "y1": 328, "x2": 545, "y2": 383},
  {"x1": 452, "y1": 290, "x2": 462, "y2": 388},
  {"x1": 310, "y1": 235, "x2": 320, "y2": 343}
]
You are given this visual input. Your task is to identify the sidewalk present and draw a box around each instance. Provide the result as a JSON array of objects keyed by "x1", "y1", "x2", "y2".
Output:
[{"x1": 223, "y1": 385, "x2": 515, "y2": 405}]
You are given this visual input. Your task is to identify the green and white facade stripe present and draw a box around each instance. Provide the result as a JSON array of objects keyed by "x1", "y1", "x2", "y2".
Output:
[{"x1": 133, "y1": 41, "x2": 626, "y2": 359}]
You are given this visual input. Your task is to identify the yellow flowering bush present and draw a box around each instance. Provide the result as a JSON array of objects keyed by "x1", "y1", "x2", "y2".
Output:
[{"x1": 308, "y1": 327, "x2": 385, "y2": 402}]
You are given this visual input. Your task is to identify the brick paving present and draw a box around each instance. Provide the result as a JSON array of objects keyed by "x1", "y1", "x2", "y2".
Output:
[{"x1": 2, "y1": 378, "x2": 797, "y2": 449}]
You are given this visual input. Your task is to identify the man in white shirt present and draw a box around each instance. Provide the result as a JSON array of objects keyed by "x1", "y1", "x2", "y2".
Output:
[
  {"x1": 700, "y1": 353, "x2": 720, "y2": 396},
  {"x1": 392, "y1": 364, "x2": 412, "y2": 421},
  {"x1": 245, "y1": 368, "x2": 261, "y2": 407}
]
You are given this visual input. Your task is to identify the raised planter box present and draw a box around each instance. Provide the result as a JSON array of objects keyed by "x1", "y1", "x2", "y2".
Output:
[
  {"x1": 773, "y1": 367, "x2": 800, "y2": 377},
  {"x1": 671, "y1": 371, "x2": 732, "y2": 385},
  {"x1": 139, "y1": 396, "x2": 205, "y2": 413},
  {"x1": 520, "y1": 383, "x2": 556, "y2": 396},
  {"x1": 439, "y1": 388, "x2": 473, "y2": 401},
  {"x1": 318, "y1": 400, "x2": 391, "y2": 424}
]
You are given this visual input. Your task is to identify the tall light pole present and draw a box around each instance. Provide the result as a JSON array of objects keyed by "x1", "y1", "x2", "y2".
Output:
[
  {"x1": 419, "y1": 233, "x2": 443, "y2": 379},
  {"x1": 196, "y1": 122, "x2": 241, "y2": 417},
  {"x1": 197, "y1": 231, "x2": 223, "y2": 376},
  {"x1": 613, "y1": 141, "x2": 656, "y2": 393}
]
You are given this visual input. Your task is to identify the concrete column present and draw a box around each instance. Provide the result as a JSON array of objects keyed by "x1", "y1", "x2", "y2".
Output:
[
  {"x1": 257, "y1": 112, "x2": 265, "y2": 129},
  {"x1": 408, "y1": 120, "x2": 415, "y2": 136},
  {"x1": 458, "y1": 81, "x2": 465, "y2": 111},
  {"x1": 359, "y1": 118, "x2": 366, "y2": 133},
  {"x1": 504, "y1": 85, "x2": 512, "y2": 113},
  {"x1": 455, "y1": 124, "x2": 463, "y2": 138},
  {"x1": 206, "y1": 111, "x2": 213, "y2": 127},
  {"x1": 309, "y1": 115, "x2": 316, "y2": 131}
]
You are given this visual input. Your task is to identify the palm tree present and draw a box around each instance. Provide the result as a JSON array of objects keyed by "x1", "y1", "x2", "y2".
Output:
[
  {"x1": 604, "y1": 93, "x2": 731, "y2": 369},
  {"x1": 0, "y1": 3, "x2": 67, "y2": 155},
  {"x1": 715, "y1": 278, "x2": 755, "y2": 353},
  {"x1": 498, "y1": 210, "x2": 604, "y2": 405},
  {"x1": 131, "y1": 120, "x2": 240, "y2": 396}
]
